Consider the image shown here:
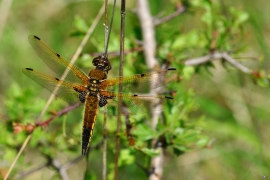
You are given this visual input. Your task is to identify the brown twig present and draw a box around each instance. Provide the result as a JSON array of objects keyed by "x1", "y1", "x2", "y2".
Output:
[
  {"x1": 35, "y1": 102, "x2": 81, "y2": 127},
  {"x1": 184, "y1": 51, "x2": 253, "y2": 74},
  {"x1": 103, "y1": 0, "x2": 109, "y2": 179},
  {"x1": 89, "y1": 46, "x2": 143, "y2": 59},
  {"x1": 114, "y1": 0, "x2": 126, "y2": 179},
  {"x1": 154, "y1": 6, "x2": 186, "y2": 26},
  {"x1": 122, "y1": 107, "x2": 135, "y2": 146}
]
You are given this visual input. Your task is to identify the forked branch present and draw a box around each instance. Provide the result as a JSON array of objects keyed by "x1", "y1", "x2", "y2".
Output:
[{"x1": 185, "y1": 51, "x2": 253, "y2": 74}]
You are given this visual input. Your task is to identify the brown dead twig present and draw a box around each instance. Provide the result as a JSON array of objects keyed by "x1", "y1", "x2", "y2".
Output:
[{"x1": 13, "y1": 103, "x2": 82, "y2": 135}]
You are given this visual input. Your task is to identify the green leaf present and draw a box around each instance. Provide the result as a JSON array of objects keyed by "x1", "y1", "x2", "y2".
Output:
[
  {"x1": 119, "y1": 149, "x2": 135, "y2": 166},
  {"x1": 139, "y1": 147, "x2": 160, "y2": 157},
  {"x1": 132, "y1": 124, "x2": 157, "y2": 141},
  {"x1": 73, "y1": 15, "x2": 88, "y2": 32},
  {"x1": 196, "y1": 137, "x2": 209, "y2": 147}
]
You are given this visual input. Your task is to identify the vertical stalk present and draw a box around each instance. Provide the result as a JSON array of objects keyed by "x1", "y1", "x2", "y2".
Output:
[
  {"x1": 114, "y1": 0, "x2": 126, "y2": 179},
  {"x1": 102, "y1": 1, "x2": 109, "y2": 179},
  {"x1": 136, "y1": 0, "x2": 164, "y2": 180}
]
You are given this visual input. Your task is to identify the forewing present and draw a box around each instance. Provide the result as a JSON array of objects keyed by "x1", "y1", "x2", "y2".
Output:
[
  {"x1": 23, "y1": 68, "x2": 87, "y2": 105},
  {"x1": 101, "y1": 68, "x2": 183, "y2": 93},
  {"x1": 28, "y1": 35, "x2": 89, "y2": 85},
  {"x1": 100, "y1": 91, "x2": 178, "y2": 115}
]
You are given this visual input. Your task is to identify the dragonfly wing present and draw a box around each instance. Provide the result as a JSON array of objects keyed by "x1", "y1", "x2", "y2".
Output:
[
  {"x1": 101, "y1": 68, "x2": 183, "y2": 93},
  {"x1": 23, "y1": 68, "x2": 87, "y2": 105},
  {"x1": 100, "y1": 91, "x2": 178, "y2": 115},
  {"x1": 28, "y1": 35, "x2": 89, "y2": 85}
]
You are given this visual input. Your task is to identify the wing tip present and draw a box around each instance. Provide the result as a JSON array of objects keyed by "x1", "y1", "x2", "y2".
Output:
[
  {"x1": 33, "y1": 35, "x2": 41, "y2": 40},
  {"x1": 28, "y1": 35, "x2": 41, "y2": 41},
  {"x1": 167, "y1": 67, "x2": 176, "y2": 71},
  {"x1": 25, "y1": 68, "x2": 33, "y2": 71}
]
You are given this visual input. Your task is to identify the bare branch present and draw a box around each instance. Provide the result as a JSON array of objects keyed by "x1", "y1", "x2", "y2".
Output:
[
  {"x1": 185, "y1": 51, "x2": 253, "y2": 74},
  {"x1": 136, "y1": 1, "x2": 164, "y2": 180},
  {"x1": 137, "y1": 0, "x2": 157, "y2": 69},
  {"x1": 16, "y1": 163, "x2": 48, "y2": 179},
  {"x1": 89, "y1": 46, "x2": 143, "y2": 59},
  {"x1": 51, "y1": 159, "x2": 69, "y2": 180},
  {"x1": 15, "y1": 143, "x2": 104, "y2": 180},
  {"x1": 36, "y1": 102, "x2": 81, "y2": 127},
  {"x1": 114, "y1": 0, "x2": 125, "y2": 179},
  {"x1": 103, "y1": 1, "x2": 109, "y2": 179},
  {"x1": 154, "y1": 6, "x2": 186, "y2": 26}
]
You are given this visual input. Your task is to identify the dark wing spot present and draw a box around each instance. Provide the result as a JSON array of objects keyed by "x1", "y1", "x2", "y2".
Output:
[
  {"x1": 55, "y1": 78, "x2": 60, "y2": 81},
  {"x1": 56, "y1": 53, "x2": 60, "y2": 58},
  {"x1": 165, "y1": 96, "x2": 173, "y2": 99},
  {"x1": 33, "y1": 36, "x2": 41, "y2": 40},
  {"x1": 26, "y1": 68, "x2": 33, "y2": 71},
  {"x1": 133, "y1": 94, "x2": 138, "y2": 97},
  {"x1": 167, "y1": 68, "x2": 176, "y2": 71}
]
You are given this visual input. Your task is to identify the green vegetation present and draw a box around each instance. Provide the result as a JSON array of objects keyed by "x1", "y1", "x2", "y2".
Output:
[{"x1": 0, "y1": 0, "x2": 269, "y2": 179}]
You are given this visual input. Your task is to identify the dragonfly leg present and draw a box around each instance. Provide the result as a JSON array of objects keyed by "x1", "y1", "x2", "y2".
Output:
[
  {"x1": 98, "y1": 95, "x2": 108, "y2": 107},
  {"x1": 78, "y1": 91, "x2": 87, "y2": 103}
]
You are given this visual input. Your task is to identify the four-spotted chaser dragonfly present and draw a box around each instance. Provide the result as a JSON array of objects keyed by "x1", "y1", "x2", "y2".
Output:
[{"x1": 23, "y1": 35, "x2": 182, "y2": 155}]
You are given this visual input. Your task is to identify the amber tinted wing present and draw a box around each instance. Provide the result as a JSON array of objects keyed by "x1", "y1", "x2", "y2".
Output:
[
  {"x1": 23, "y1": 68, "x2": 87, "y2": 105},
  {"x1": 28, "y1": 35, "x2": 89, "y2": 85},
  {"x1": 101, "y1": 68, "x2": 182, "y2": 93},
  {"x1": 100, "y1": 91, "x2": 178, "y2": 115}
]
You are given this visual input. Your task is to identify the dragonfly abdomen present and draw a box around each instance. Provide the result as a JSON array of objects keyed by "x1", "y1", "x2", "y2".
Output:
[{"x1": 82, "y1": 94, "x2": 99, "y2": 156}]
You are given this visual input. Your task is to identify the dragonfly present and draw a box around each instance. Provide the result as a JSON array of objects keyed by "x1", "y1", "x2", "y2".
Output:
[{"x1": 23, "y1": 35, "x2": 182, "y2": 155}]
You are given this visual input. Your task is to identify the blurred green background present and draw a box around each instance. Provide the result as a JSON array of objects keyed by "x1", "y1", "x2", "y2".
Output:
[{"x1": 0, "y1": 0, "x2": 270, "y2": 179}]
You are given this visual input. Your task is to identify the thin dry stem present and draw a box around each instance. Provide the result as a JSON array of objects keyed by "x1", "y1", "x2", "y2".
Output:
[
  {"x1": 4, "y1": 135, "x2": 32, "y2": 180},
  {"x1": 154, "y1": 6, "x2": 185, "y2": 26},
  {"x1": 114, "y1": 0, "x2": 126, "y2": 179},
  {"x1": 103, "y1": 1, "x2": 109, "y2": 179},
  {"x1": 185, "y1": 51, "x2": 253, "y2": 74}
]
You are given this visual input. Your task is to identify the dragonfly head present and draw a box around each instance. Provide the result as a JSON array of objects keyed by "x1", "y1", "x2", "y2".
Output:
[{"x1": 92, "y1": 56, "x2": 111, "y2": 73}]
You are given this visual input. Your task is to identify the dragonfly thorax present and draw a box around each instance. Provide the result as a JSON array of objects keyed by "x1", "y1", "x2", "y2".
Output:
[{"x1": 88, "y1": 78, "x2": 101, "y2": 96}]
